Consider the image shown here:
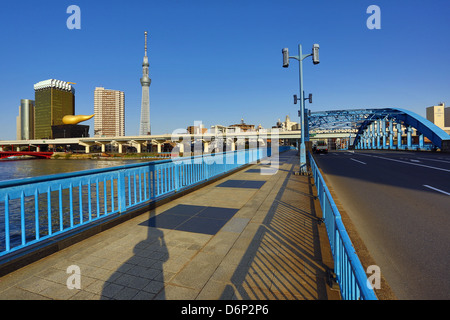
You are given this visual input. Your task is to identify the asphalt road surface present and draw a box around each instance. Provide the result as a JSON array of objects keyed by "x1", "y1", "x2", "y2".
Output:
[{"x1": 313, "y1": 150, "x2": 450, "y2": 300}]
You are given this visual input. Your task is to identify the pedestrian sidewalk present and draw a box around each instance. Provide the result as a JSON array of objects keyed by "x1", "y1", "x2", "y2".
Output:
[{"x1": 0, "y1": 150, "x2": 340, "y2": 300}]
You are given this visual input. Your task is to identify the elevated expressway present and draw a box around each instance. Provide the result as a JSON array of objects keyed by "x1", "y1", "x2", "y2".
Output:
[{"x1": 1, "y1": 108, "x2": 449, "y2": 153}]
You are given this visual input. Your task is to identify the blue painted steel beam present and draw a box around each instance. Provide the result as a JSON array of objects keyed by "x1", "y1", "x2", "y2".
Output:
[{"x1": 344, "y1": 108, "x2": 450, "y2": 149}]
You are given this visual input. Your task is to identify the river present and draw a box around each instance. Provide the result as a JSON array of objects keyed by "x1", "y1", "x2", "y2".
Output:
[
  {"x1": 0, "y1": 158, "x2": 158, "y2": 252},
  {"x1": 0, "y1": 158, "x2": 152, "y2": 182}
]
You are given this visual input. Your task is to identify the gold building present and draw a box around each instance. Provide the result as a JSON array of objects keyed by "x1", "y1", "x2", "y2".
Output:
[{"x1": 33, "y1": 79, "x2": 75, "y2": 139}]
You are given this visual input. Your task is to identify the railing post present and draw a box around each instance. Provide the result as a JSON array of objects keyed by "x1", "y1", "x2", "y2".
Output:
[
  {"x1": 174, "y1": 162, "x2": 180, "y2": 192},
  {"x1": 117, "y1": 170, "x2": 126, "y2": 213}
]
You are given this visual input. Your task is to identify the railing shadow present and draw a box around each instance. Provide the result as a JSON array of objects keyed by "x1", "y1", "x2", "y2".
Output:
[{"x1": 219, "y1": 152, "x2": 333, "y2": 299}]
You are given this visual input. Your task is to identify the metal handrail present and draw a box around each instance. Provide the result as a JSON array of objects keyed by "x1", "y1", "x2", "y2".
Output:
[
  {"x1": 309, "y1": 152, "x2": 377, "y2": 300},
  {"x1": 0, "y1": 147, "x2": 290, "y2": 258}
]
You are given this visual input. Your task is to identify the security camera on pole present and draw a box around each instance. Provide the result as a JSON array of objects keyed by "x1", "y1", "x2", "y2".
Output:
[{"x1": 282, "y1": 44, "x2": 319, "y2": 175}]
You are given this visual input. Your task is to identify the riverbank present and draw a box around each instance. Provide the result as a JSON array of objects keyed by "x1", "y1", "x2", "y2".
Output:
[{"x1": 51, "y1": 152, "x2": 171, "y2": 160}]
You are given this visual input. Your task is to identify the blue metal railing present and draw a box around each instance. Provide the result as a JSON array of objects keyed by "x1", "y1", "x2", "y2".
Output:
[
  {"x1": 309, "y1": 152, "x2": 377, "y2": 300},
  {"x1": 0, "y1": 147, "x2": 288, "y2": 259}
]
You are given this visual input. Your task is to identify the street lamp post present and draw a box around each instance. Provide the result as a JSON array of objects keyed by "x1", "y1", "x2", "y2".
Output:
[{"x1": 282, "y1": 44, "x2": 319, "y2": 174}]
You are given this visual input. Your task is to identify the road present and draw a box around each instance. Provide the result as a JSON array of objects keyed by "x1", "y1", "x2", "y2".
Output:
[{"x1": 313, "y1": 150, "x2": 450, "y2": 300}]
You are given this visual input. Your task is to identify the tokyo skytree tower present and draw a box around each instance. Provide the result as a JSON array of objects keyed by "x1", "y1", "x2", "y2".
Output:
[{"x1": 139, "y1": 31, "x2": 151, "y2": 135}]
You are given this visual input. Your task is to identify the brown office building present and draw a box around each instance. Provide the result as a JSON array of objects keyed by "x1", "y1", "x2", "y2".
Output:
[{"x1": 94, "y1": 87, "x2": 125, "y2": 137}]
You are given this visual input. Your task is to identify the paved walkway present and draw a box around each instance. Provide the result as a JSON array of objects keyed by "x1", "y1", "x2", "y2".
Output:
[{"x1": 0, "y1": 150, "x2": 340, "y2": 300}]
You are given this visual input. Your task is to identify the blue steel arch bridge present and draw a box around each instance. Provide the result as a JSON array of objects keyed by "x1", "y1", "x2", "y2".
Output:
[{"x1": 307, "y1": 108, "x2": 450, "y2": 152}]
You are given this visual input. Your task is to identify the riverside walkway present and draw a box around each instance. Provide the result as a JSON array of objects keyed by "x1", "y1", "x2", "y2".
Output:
[{"x1": 0, "y1": 150, "x2": 340, "y2": 300}]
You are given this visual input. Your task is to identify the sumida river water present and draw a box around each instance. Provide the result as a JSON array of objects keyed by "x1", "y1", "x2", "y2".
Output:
[
  {"x1": 0, "y1": 158, "x2": 154, "y2": 252},
  {"x1": 0, "y1": 158, "x2": 151, "y2": 182}
]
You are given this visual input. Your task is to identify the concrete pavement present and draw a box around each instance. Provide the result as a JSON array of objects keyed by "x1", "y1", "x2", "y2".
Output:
[{"x1": 0, "y1": 150, "x2": 340, "y2": 300}]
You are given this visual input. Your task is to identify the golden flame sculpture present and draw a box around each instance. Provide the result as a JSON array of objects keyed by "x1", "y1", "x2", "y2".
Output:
[{"x1": 62, "y1": 114, "x2": 94, "y2": 125}]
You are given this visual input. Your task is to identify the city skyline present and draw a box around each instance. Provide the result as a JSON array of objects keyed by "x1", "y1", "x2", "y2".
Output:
[{"x1": 1, "y1": 1, "x2": 450, "y2": 140}]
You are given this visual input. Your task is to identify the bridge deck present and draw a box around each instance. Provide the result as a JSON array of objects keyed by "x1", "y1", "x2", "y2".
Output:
[{"x1": 0, "y1": 150, "x2": 339, "y2": 300}]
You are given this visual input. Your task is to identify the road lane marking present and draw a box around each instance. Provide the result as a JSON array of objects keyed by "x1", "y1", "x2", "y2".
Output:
[
  {"x1": 357, "y1": 153, "x2": 450, "y2": 172},
  {"x1": 410, "y1": 159, "x2": 420, "y2": 162},
  {"x1": 423, "y1": 185, "x2": 450, "y2": 196},
  {"x1": 350, "y1": 158, "x2": 367, "y2": 165},
  {"x1": 417, "y1": 157, "x2": 450, "y2": 164}
]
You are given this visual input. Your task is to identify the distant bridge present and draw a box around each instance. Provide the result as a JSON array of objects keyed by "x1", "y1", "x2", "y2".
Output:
[
  {"x1": 308, "y1": 108, "x2": 450, "y2": 151},
  {"x1": 0, "y1": 151, "x2": 54, "y2": 159}
]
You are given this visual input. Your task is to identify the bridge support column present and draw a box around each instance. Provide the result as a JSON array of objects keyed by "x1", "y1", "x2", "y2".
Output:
[
  {"x1": 85, "y1": 145, "x2": 90, "y2": 153},
  {"x1": 36, "y1": 146, "x2": 41, "y2": 152},
  {"x1": 389, "y1": 119, "x2": 394, "y2": 149},
  {"x1": 406, "y1": 126, "x2": 413, "y2": 149},
  {"x1": 228, "y1": 139, "x2": 236, "y2": 152},
  {"x1": 397, "y1": 123, "x2": 402, "y2": 149},
  {"x1": 157, "y1": 143, "x2": 162, "y2": 153},
  {"x1": 95, "y1": 142, "x2": 108, "y2": 153},
  {"x1": 376, "y1": 120, "x2": 381, "y2": 149},
  {"x1": 418, "y1": 133, "x2": 424, "y2": 150},
  {"x1": 152, "y1": 139, "x2": 166, "y2": 154},
  {"x1": 117, "y1": 142, "x2": 128, "y2": 153},
  {"x1": 371, "y1": 124, "x2": 375, "y2": 149},
  {"x1": 129, "y1": 140, "x2": 143, "y2": 153},
  {"x1": 381, "y1": 120, "x2": 387, "y2": 149},
  {"x1": 178, "y1": 142, "x2": 184, "y2": 154}
]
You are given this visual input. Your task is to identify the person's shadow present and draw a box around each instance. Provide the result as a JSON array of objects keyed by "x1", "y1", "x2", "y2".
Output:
[{"x1": 100, "y1": 218, "x2": 168, "y2": 300}]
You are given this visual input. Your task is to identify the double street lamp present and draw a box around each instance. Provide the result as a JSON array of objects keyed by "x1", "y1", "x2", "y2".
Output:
[{"x1": 282, "y1": 44, "x2": 319, "y2": 174}]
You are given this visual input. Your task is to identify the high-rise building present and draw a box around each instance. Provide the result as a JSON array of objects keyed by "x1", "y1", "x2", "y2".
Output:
[
  {"x1": 16, "y1": 99, "x2": 35, "y2": 140},
  {"x1": 444, "y1": 104, "x2": 450, "y2": 128},
  {"x1": 427, "y1": 103, "x2": 450, "y2": 134},
  {"x1": 34, "y1": 79, "x2": 75, "y2": 139},
  {"x1": 426, "y1": 103, "x2": 445, "y2": 128},
  {"x1": 94, "y1": 87, "x2": 125, "y2": 137},
  {"x1": 139, "y1": 31, "x2": 151, "y2": 135}
]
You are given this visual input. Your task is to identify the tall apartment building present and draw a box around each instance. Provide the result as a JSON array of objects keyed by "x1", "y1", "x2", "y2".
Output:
[
  {"x1": 16, "y1": 99, "x2": 35, "y2": 140},
  {"x1": 34, "y1": 79, "x2": 75, "y2": 139},
  {"x1": 94, "y1": 87, "x2": 125, "y2": 137}
]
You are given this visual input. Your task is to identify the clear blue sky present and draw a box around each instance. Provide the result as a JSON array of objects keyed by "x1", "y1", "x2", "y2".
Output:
[{"x1": 1, "y1": 0, "x2": 449, "y2": 140}]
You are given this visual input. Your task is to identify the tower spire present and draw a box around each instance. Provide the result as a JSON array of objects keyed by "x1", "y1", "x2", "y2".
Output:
[
  {"x1": 144, "y1": 31, "x2": 148, "y2": 57},
  {"x1": 140, "y1": 31, "x2": 151, "y2": 136}
]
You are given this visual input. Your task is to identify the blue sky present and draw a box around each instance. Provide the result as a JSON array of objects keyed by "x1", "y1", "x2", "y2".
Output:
[{"x1": 0, "y1": 0, "x2": 449, "y2": 139}]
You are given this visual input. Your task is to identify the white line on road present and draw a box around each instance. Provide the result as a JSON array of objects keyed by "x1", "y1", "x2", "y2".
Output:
[
  {"x1": 350, "y1": 158, "x2": 367, "y2": 165},
  {"x1": 410, "y1": 159, "x2": 421, "y2": 163},
  {"x1": 417, "y1": 157, "x2": 450, "y2": 164},
  {"x1": 357, "y1": 153, "x2": 450, "y2": 172},
  {"x1": 423, "y1": 185, "x2": 450, "y2": 196}
]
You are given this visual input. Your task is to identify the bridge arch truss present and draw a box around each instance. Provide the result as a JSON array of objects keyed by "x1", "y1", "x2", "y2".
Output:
[{"x1": 308, "y1": 108, "x2": 450, "y2": 151}]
